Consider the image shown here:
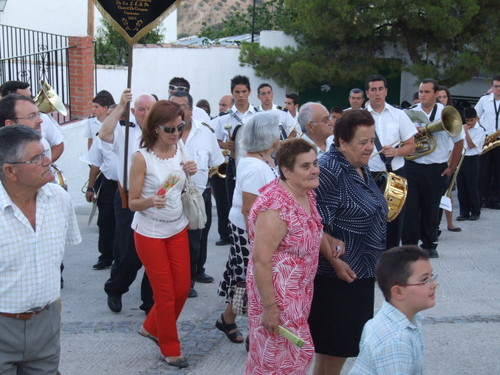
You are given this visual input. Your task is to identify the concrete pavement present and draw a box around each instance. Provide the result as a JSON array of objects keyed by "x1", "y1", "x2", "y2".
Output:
[{"x1": 56, "y1": 120, "x2": 500, "y2": 374}]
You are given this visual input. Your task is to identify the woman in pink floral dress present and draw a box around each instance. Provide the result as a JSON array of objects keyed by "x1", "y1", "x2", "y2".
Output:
[{"x1": 244, "y1": 138, "x2": 343, "y2": 374}]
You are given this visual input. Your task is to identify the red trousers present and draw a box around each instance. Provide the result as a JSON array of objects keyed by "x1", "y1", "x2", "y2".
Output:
[{"x1": 134, "y1": 228, "x2": 191, "y2": 356}]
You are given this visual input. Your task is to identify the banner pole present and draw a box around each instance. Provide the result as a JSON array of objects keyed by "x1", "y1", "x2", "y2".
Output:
[{"x1": 121, "y1": 43, "x2": 133, "y2": 208}]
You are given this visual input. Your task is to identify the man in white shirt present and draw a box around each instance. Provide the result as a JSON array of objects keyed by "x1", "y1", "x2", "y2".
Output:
[
  {"x1": 297, "y1": 102, "x2": 334, "y2": 159},
  {"x1": 168, "y1": 77, "x2": 211, "y2": 123},
  {"x1": 99, "y1": 89, "x2": 156, "y2": 314},
  {"x1": 347, "y1": 88, "x2": 365, "y2": 110},
  {"x1": 257, "y1": 83, "x2": 299, "y2": 138},
  {"x1": 0, "y1": 125, "x2": 81, "y2": 374},
  {"x1": 0, "y1": 80, "x2": 64, "y2": 162},
  {"x1": 475, "y1": 75, "x2": 500, "y2": 209},
  {"x1": 365, "y1": 74, "x2": 417, "y2": 249},
  {"x1": 284, "y1": 93, "x2": 300, "y2": 122},
  {"x1": 402, "y1": 79, "x2": 464, "y2": 258},
  {"x1": 211, "y1": 75, "x2": 260, "y2": 205},
  {"x1": 170, "y1": 91, "x2": 224, "y2": 297}
]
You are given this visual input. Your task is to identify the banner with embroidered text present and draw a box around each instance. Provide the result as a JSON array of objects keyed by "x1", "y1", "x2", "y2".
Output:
[{"x1": 94, "y1": 0, "x2": 178, "y2": 45}]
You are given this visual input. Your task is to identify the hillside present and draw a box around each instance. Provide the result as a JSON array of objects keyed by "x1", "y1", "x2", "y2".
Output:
[{"x1": 177, "y1": 0, "x2": 266, "y2": 37}]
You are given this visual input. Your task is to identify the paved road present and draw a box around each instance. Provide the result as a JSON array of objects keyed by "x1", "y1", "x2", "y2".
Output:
[{"x1": 56, "y1": 121, "x2": 500, "y2": 374}]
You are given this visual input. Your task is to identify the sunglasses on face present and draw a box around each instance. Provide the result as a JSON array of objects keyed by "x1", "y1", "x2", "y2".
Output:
[
  {"x1": 168, "y1": 85, "x2": 189, "y2": 92},
  {"x1": 158, "y1": 121, "x2": 185, "y2": 134}
]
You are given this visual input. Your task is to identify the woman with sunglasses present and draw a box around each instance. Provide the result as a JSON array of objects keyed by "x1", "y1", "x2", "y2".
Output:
[{"x1": 128, "y1": 100, "x2": 197, "y2": 369}]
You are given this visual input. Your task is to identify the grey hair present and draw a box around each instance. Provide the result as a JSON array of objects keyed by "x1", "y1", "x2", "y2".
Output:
[
  {"x1": 0, "y1": 125, "x2": 41, "y2": 180},
  {"x1": 297, "y1": 102, "x2": 321, "y2": 133},
  {"x1": 240, "y1": 112, "x2": 280, "y2": 153},
  {"x1": 349, "y1": 88, "x2": 364, "y2": 97}
]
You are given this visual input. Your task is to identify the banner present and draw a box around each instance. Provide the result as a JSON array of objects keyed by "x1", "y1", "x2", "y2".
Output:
[{"x1": 94, "y1": 0, "x2": 178, "y2": 45}]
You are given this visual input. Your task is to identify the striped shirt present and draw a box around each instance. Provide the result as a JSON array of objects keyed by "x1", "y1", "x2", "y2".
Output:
[
  {"x1": 349, "y1": 301, "x2": 424, "y2": 375},
  {"x1": 0, "y1": 182, "x2": 81, "y2": 313},
  {"x1": 315, "y1": 147, "x2": 387, "y2": 279}
]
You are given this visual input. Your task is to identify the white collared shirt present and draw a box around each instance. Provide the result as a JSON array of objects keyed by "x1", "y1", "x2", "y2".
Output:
[
  {"x1": 301, "y1": 132, "x2": 333, "y2": 159},
  {"x1": 475, "y1": 93, "x2": 500, "y2": 135},
  {"x1": 411, "y1": 103, "x2": 464, "y2": 164},
  {"x1": 84, "y1": 116, "x2": 102, "y2": 143},
  {"x1": 367, "y1": 103, "x2": 417, "y2": 172},
  {"x1": 259, "y1": 103, "x2": 300, "y2": 135},
  {"x1": 88, "y1": 137, "x2": 119, "y2": 181},
  {"x1": 182, "y1": 119, "x2": 225, "y2": 193},
  {"x1": 0, "y1": 183, "x2": 81, "y2": 313},
  {"x1": 464, "y1": 123, "x2": 486, "y2": 156},
  {"x1": 40, "y1": 113, "x2": 64, "y2": 148}
]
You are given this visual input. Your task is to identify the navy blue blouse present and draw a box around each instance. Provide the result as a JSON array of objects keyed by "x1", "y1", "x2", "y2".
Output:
[{"x1": 315, "y1": 146, "x2": 387, "y2": 279}]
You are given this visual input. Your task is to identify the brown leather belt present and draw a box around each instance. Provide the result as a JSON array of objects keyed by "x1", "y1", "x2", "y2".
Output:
[{"x1": 0, "y1": 307, "x2": 46, "y2": 320}]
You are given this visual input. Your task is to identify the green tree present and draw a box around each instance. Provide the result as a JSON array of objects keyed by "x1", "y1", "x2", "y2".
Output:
[
  {"x1": 239, "y1": 0, "x2": 500, "y2": 90},
  {"x1": 199, "y1": 0, "x2": 293, "y2": 40},
  {"x1": 95, "y1": 19, "x2": 165, "y2": 65}
]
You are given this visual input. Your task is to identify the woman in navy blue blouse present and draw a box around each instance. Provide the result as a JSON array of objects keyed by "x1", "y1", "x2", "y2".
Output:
[{"x1": 309, "y1": 110, "x2": 388, "y2": 375}]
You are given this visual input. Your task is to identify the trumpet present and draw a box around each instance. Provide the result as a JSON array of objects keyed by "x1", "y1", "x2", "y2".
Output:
[
  {"x1": 209, "y1": 149, "x2": 230, "y2": 178},
  {"x1": 405, "y1": 106, "x2": 462, "y2": 161}
]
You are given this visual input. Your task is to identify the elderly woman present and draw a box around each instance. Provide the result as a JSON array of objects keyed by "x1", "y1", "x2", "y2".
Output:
[
  {"x1": 309, "y1": 110, "x2": 388, "y2": 375},
  {"x1": 244, "y1": 138, "x2": 342, "y2": 374},
  {"x1": 129, "y1": 100, "x2": 197, "y2": 369},
  {"x1": 216, "y1": 112, "x2": 280, "y2": 344}
]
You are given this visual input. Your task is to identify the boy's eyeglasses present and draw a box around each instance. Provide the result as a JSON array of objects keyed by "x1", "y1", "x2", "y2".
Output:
[
  {"x1": 158, "y1": 122, "x2": 185, "y2": 134},
  {"x1": 403, "y1": 274, "x2": 438, "y2": 287}
]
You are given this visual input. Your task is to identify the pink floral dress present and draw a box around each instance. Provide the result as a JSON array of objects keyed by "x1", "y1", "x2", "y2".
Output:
[{"x1": 244, "y1": 179, "x2": 323, "y2": 375}]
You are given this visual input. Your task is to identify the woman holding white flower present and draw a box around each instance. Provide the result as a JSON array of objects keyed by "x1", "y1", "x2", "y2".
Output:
[{"x1": 129, "y1": 100, "x2": 197, "y2": 369}]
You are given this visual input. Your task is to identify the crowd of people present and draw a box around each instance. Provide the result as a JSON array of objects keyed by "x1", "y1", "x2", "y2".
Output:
[{"x1": 0, "y1": 73, "x2": 498, "y2": 374}]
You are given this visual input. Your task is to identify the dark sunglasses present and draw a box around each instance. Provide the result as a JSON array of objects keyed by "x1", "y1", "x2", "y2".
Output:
[
  {"x1": 158, "y1": 121, "x2": 185, "y2": 134},
  {"x1": 168, "y1": 85, "x2": 189, "y2": 92}
]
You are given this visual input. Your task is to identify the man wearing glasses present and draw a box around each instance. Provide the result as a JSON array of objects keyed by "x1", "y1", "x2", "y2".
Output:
[
  {"x1": 99, "y1": 89, "x2": 156, "y2": 314},
  {"x1": 170, "y1": 91, "x2": 224, "y2": 297},
  {"x1": 0, "y1": 94, "x2": 53, "y2": 158},
  {"x1": 168, "y1": 77, "x2": 211, "y2": 123},
  {"x1": 0, "y1": 125, "x2": 81, "y2": 374},
  {"x1": 297, "y1": 102, "x2": 334, "y2": 158},
  {"x1": 475, "y1": 75, "x2": 500, "y2": 209},
  {"x1": 0, "y1": 81, "x2": 64, "y2": 162}
]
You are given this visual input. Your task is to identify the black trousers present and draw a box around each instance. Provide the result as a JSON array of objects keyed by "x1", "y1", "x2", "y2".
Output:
[
  {"x1": 457, "y1": 155, "x2": 481, "y2": 217},
  {"x1": 402, "y1": 161, "x2": 447, "y2": 250},
  {"x1": 371, "y1": 167, "x2": 407, "y2": 250},
  {"x1": 225, "y1": 158, "x2": 236, "y2": 208},
  {"x1": 479, "y1": 146, "x2": 500, "y2": 205},
  {"x1": 188, "y1": 187, "x2": 212, "y2": 279},
  {"x1": 104, "y1": 190, "x2": 153, "y2": 312},
  {"x1": 210, "y1": 175, "x2": 231, "y2": 241},
  {"x1": 96, "y1": 175, "x2": 117, "y2": 264}
]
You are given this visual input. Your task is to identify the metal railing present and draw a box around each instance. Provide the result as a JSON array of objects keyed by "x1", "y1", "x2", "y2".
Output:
[{"x1": 0, "y1": 24, "x2": 72, "y2": 123}]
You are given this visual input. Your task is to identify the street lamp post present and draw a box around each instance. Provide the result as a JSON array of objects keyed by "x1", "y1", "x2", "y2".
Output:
[{"x1": 251, "y1": 0, "x2": 256, "y2": 43}]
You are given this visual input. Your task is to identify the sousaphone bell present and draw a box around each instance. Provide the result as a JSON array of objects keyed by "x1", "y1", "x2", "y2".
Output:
[
  {"x1": 405, "y1": 106, "x2": 462, "y2": 160},
  {"x1": 34, "y1": 80, "x2": 68, "y2": 116}
]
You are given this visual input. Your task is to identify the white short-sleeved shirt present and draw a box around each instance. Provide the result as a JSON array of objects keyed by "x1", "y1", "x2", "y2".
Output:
[
  {"x1": 464, "y1": 123, "x2": 486, "y2": 156},
  {"x1": 108, "y1": 122, "x2": 142, "y2": 189},
  {"x1": 84, "y1": 117, "x2": 102, "y2": 143},
  {"x1": 192, "y1": 105, "x2": 211, "y2": 123},
  {"x1": 88, "y1": 137, "x2": 119, "y2": 181},
  {"x1": 228, "y1": 156, "x2": 278, "y2": 229},
  {"x1": 182, "y1": 119, "x2": 225, "y2": 193},
  {"x1": 411, "y1": 103, "x2": 464, "y2": 164},
  {"x1": 367, "y1": 103, "x2": 417, "y2": 172},
  {"x1": 40, "y1": 113, "x2": 64, "y2": 147},
  {"x1": 211, "y1": 104, "x2": 260, "y2": 165},
  {"x1": 259, "y1": 104, "x2": 301, "y2": 136},
  {"x1": 0, "y1": 182, "x2": 81, "y2": 313},
  {"x1": 475, "y1": 93, "x2": 500, "y2": 135}
]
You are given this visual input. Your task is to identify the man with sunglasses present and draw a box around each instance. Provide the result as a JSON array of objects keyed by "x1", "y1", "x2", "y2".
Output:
[
  {"x1": 168, "y1": 77, "x2": 211, "y2": 123},
  {"x1": 0, "y1": 125, "x2": 81, "y2": 374},
  {"x1": 170, "y1": 91, "x2": 225, "y2": 297},
  {"x1": 0, "y1": 80, "x2": 64, "y2": 162},
  {"x1": 99, "y1": 89, "x2": 156, "y2": 314}
]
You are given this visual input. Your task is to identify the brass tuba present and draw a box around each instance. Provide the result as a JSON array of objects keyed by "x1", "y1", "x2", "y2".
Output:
[
  {"x1": 482, "y1": 129, "x2": 500, "y2": 154},
  {"x1": 34, "y1": 80, "x2": 68, "y2": 116},
  {"x1": 405, "y1": 106, "x2": 462, "y2": 160}
]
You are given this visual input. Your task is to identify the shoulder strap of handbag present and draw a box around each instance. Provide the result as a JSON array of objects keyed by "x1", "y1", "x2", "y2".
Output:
[
  {"x1": 177, "y1": 140, "x2": 192, "y2": 189},
  {"x1": 374, "y1": 132, "x2": 393, "y2": 173}
]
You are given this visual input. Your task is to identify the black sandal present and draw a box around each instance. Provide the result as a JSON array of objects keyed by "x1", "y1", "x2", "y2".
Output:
[{"x1": 215, "y1": 313, "x2": 244, "y2": 343}]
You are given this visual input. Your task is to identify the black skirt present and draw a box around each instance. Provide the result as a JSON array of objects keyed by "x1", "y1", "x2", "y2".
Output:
[{"x1": 308, "y1": 275, "x2": 375, "y2": 358}]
